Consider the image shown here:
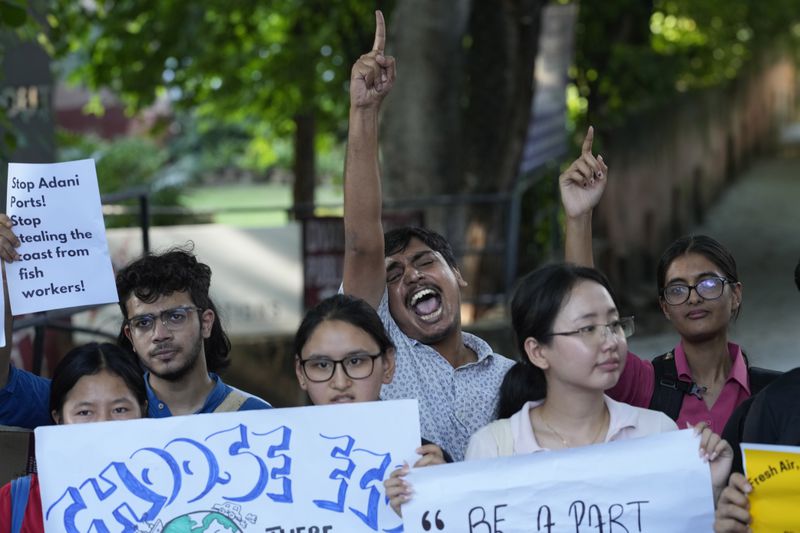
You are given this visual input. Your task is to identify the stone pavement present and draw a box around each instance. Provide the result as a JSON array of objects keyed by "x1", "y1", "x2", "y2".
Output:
[{"x1": 627, "y1": 132, "x2": 800, "y2": 371}]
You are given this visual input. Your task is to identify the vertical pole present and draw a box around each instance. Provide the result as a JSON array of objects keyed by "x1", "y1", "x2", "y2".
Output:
[{"x1": 139, "y1": 193, "x2": 150, "y2": 254}]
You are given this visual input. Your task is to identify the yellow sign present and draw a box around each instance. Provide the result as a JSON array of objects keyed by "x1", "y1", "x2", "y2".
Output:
[{"x1": 742, "y1": 443, "x2": 800, "y2": 532}]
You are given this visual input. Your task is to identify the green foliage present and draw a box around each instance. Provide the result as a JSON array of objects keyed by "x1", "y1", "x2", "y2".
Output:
[
  {"x1": 57, "y1": 131, "x2": 189, "y2": 227},
  {"x1": 45, "y1": 0, "x2": 386, "y2": 172},
  {"x1": 573, "y1": 0, "x2": 800, "y2": 125},
  {"x1": 0, "y1": 0, "x2": 29, "y2": 28}
]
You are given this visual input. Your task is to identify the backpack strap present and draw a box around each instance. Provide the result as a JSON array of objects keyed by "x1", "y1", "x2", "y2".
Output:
[
  {"x1": 649, "y1": 351, "x2": 698, "y2": 421},
  {"x1": 747, "y1": 366, "x2": 782, "y2": 395},
  {"x1": 213, "y1": 388, "x2": 248, "y2": 413},
  {"x1": 651, "y1": 349, "x2": 782, "y2": 422},
  {"x1": 10, "y1": 475, "x2": 32, "y2": 533}
]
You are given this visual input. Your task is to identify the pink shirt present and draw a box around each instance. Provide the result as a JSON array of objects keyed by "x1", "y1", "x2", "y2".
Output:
[
  {"x1": 607, "y1": 342, "x2": 750, "y2": 433},
  {"x1": 465, "y1": 395, "x2": 677, "y2": 459}
]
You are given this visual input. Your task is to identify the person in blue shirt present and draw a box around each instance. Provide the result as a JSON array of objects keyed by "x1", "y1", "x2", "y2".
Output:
[{"x1": 0, "y1": 214, "x2": 270, "y2": 428}]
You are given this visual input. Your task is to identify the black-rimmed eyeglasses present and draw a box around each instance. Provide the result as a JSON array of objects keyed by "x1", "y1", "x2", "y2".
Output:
[
  {"x1": 662, "y1": 276, "x2": 732, "y2": 306},
  {"x1": 299, "y1": 352, "x2": 383, "y2": 382}
]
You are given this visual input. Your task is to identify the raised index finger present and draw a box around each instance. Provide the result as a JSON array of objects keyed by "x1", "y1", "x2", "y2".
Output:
[
  {"x1": 581, "y1": 125, "x2": 594, "y2": 155},
  {"x1": 373, "y1": 10, "x2": 386, "y2": 53}
]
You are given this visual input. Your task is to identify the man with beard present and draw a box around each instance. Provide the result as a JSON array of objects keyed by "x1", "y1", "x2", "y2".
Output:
[
  {"x1": 114, "y1": 249, "x2": 271, "y2": 417},
  {"x1": 342, "y1": 11, "x2": 514, "y2": 460},
  {"x1": 0, "y1": 240, "x2": 270, "y2": 429}
]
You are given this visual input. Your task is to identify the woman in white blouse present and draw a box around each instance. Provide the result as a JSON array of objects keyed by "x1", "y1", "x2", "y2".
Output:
[{"x1": 386, "y1": 263, "x2": 732, "y2": 513}]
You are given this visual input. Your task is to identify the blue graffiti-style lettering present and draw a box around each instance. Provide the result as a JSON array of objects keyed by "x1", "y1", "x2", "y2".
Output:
[
  {"x1": 46, "y1": 462, "x2": 166, "y2": 532},
  {"x1": 46, "y1": 423, "x2": 294, "y2": 531},
  {"x1": 129, "y1": 447, "x2": 181, "y2": 505},
  {"x1": 313, "y1": 434, "x2": 356, "y2": 513},
  {"x1": 165, "y1": 437, "x2": 227, "y2": 503},
  {"x1": 207, "y1": 424, "x2": 269, "y2": 502},
  {"x1": 261, "y1": 425, "x2": 293, "y2": 503},
  {"x1": 312, "y1": 435, "x2": 400, "y2": 532},
  {"x1": 349, "y1": 448, "x2": 391, "y2": 530}
]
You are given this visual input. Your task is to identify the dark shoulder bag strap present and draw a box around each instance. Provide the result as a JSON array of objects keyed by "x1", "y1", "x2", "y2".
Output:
[
  {"x1": 740, "y1": 350, "x2": 782, "y2": 396},
  {"x1": 649, "y1": 351, "x2": 695, "y2": 421},
  {"x1": 10, "y1": 475, "x2": 32, "y2": 533},
  {"x1": 748, "y1": 367, "x2": 782, "y2": 396}
]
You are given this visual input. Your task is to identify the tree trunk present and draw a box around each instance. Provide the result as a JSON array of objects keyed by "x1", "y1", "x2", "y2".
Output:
[
  {"x1": 381, "y1": 0, "x2": 543, "y2": 316},
  {"x1": 460, "y1": 0, "x2": 543, "y2": 315},
  {"x1": 381, "y1": 0, "x2": 473, "y2": 201}
]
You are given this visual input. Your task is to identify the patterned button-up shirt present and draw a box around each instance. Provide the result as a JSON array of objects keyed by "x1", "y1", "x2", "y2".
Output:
[{"x1": 377, "y1": 291, "x2": 514, "y2": 460}]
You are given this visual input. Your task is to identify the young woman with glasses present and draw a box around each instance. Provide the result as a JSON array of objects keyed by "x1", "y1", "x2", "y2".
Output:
[
  {"x1": 463, "y1": 264, "x2": 732, "y2": 504},
  {"x1": 559, "y1": 127, "x2": 777, "y2": 434},
  {"x1": 293, "y1": 294, "x2": 450, "y2": 515}
]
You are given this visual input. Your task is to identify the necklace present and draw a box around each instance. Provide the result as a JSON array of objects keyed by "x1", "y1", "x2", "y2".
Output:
[{"x1": 540, "y1": 407, "x2": 609, "y2": 449}]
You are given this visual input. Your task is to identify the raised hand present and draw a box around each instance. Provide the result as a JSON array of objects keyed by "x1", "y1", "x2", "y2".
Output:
[
  {"x1": 559, "y1": 126, "x2": 608, "y2": 219},
  {"x1": 350, "y1": 10, "x2": 397, "y2": 109}
]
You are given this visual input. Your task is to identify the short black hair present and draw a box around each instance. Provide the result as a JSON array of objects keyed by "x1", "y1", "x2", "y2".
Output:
[
  {"x1": 384, "y1": 227, "x2": 458, "y2": 269},
  {"x1": 115, "y1": 246, "x2": 231, "y2": 373},
  {"x1": 294, "y1": 294, "x2": 394, "y2": 358},
  {"x1": 50, "y1": 342, "x2": 147, "y2": 421}
]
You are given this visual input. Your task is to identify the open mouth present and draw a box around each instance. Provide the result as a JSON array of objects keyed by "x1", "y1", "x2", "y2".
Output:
[{"x1": 408, "y1": 287, "x2": 443, "y2": 322}]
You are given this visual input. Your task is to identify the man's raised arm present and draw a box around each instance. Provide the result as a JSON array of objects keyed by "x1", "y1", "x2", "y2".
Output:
[{"x1": 342, "y1": 10, "x2": 397, "y2": 309}]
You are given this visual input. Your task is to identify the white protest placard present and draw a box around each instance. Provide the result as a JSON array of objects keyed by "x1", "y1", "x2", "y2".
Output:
[
  {"x1": 36, "y1": 399, "x2": 420, "y2": 532},
  {"x1": 403, "y1": 429, "x2": 714, "y2": 533},
  {"x1": 5, "y1": 159, "x2": 117, "y2": 314}
]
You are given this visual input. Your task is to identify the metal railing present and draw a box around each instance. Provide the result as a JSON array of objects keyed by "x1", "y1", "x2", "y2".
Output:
[{"x1": 19, "y1": 170, "x2": 563, "y2": 374}]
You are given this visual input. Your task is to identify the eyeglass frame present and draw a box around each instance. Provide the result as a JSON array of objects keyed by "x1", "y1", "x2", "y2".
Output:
[
  {"x1": 545, "y1": 316, "x2": 635, "y2": 342},
  {"x1": 125, "y1": 305, "x2": 204, "y2": 336},
  {"x1": 661, "y1": 276, "x2": 734, "y2": 306},
  {"x1": 298, "y1": 352, "x2": 384, "y2": 383}
]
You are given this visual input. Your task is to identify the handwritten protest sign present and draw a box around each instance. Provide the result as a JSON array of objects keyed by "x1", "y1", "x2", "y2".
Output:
[
  {"x1": 5, "y1": 159, "x2": 117, "y2": 314},
  {"x1": 403, "y1": 429, "x2": 714, "y2": 533},
  {"x1": 36, "y1": 399, "x2": 420, "y2": 533},
  {"x1": 742, "y1": 443, "x2": 800, "y2": 532}
]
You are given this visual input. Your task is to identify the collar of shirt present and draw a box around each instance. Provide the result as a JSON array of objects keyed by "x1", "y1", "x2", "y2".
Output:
[
  {"x1": 511, "y1": 395, "x2": 639, "y2": 454},
  {"x1": 145, "y1": 372, "x2": 225, "y2": 417},
  {"x1": 674, "y1": 342, "x2": 750, "y2": 393}
]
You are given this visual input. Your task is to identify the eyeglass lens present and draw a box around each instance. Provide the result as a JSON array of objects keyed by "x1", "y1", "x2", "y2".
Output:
[{"x1": 302, "y1": 354, "x2": 377, "y2": 382}]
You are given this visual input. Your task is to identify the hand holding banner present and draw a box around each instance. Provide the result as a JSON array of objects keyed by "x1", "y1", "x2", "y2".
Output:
[{"x1": 402, "y1": 429, "x2": 715, "y2": 533}]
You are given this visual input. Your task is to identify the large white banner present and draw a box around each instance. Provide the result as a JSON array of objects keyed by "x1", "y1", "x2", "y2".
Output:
[
  {"x1": 403, "y1": 429, "x2": 715, "y2": 533},
  {"x1": 5, "y1": 159, "x2": 117, "y2": 314},
  {"x1": 36, "y1": 400, "x2": 420, "y2": 532}
]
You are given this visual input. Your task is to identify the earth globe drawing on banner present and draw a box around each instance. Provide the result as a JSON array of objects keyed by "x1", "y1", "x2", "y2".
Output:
[{"x1": 161, "y1": 510, "x2": 243, "y2": 532}]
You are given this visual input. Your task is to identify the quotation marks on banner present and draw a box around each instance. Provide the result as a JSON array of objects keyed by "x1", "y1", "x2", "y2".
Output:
[{"x1": 422, "y1": 510, "x2": 445, "y2": 531}]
